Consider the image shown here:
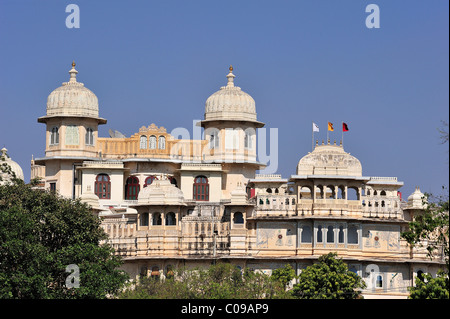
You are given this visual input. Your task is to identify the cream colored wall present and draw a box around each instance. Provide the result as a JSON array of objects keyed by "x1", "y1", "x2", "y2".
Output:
[
  {"x1": 45, "y1": 118, "x2": 99, "y2": 158},
  {"x1": 180, "y1": 170, "x2": 222, "y2": 202},
  {"x1": 43, "y1": 160, "x2": 75, "y2": 197},
  {"x1": 82, "y1": 168, "x2": 125, "y2": 203},
  {"x1": 221, "y1": 163, "x2": 256, "y2": 198},
  {"x1": 203, "y1": 122, "x2": 257, "y2": 163}
]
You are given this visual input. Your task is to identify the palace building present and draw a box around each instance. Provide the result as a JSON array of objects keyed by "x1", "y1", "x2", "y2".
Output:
[{"x1": 30, "y1": 62, "x2": 445, "y2": 298}]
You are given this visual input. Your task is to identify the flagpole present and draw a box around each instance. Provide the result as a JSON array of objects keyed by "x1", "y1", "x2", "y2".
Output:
[
  {"x1": 342, "y1": 121, "x2": 344, "y2": 147},
  {"x1": 312, "y1": 122, "x2": 314, "y2": 152},
  {"x1": 327, "y1": 123, "x2": 329, "y2": 143}
]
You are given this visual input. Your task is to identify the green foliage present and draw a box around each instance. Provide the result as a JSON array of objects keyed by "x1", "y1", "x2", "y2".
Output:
[
  {"x1": 401, "y1": 189, "x2": 449, "y2": 299},
  {"x1": 119, "y1": 263, "x2": 291, "y2": 299},
  {"x1": 0, "y1": 180, "x2": 129, "y2": 298},
  {"x1": 401, "y1": 190, "x2": 449, "y2": 270},
  {"x1": 409, "y1": 270, "x2": 449, "y2": 299},
  {"x1": 271, "y1": 263, "x2": 296, "y2": 289},
  {"x1": 291, "y1": 253, "x2": 366, "y2": 299}
]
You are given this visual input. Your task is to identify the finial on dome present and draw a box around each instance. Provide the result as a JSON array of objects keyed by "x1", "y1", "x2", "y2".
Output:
[
  {"x1": 226, "y1": 64, "x2": 235, "y2": 87},
  {"x1": 69, "y1": 61, "x2": 78, "y2": 83}
]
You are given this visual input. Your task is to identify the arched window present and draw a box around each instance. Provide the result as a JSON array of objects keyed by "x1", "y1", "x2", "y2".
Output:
[
  {"x1": 338, "y1": 225, "x2": 345, "y2": 243},
  {"x1": 417, "y1": 270, "x2": 425, "y2": 282},
  {"x1": 169, "y1": 176, "x2": 178, "y2": 187},
  {"x1": 149, "y1": 135, "x2": 157, "y2": 149},
  {"x1": 158, "y1": 136, "x2": 166, "y2": 149},
  {"x1": 151, "y1": 266, "x2": 160, "y2": 279},
  {"x1": 140, "y1": 135, "x2": 147, "y2": 149},
  {"x1": 85, "y1": 127, "x2": 94, "y2": 146},
  {"x1": 327, "y1": 225, "x2": 334, "y2": 243},
  {"x1": 50, "y1": 126, "x2": 59, "y2": 145},
  {"x1": 234, "y1": 212, "x2": 244, "y2": 224},
  {"x1": 153, "y1": 212, "x2": 162, "y2": 225},
  {"x1": 327, "y1": 185, "x2": 336, "y2": 199},
  {"x1": 144, "y1": 175, "x2": 158, "y2": 187},
  {"x1": 349, "y1": 267, "x2": 358, "y2": 275},
  {"x1": 300, "y1": 186, "x2": 312, "y2": 199},
  {"x1": 266, "y1": 188, "x2": 272, "y2": 194},
  {"x1": 141, "y1": 212, "x2": 149, "y2": 227},
  {"x1": 244, "y1": 128, "x2": 254, "y2": 149},
  {"x1": 376, "y1": 275, "x2": 383, "y2": 288},
  {"x1": 337, "y1": 186, "x2": 345, "y2": 199},
  {"x1": 317, "y1": 225, "x2": 323, "y2": 243},
  {"x1": 380, "y1": 190, "x2": 386, "y2": 196},
  {"x1": 347, "y1": 187, "x2": 359, "y2": 200},
  {"x1": 95, "y1": 174, "x2": 111, "y2": 199},
  {"x1": 209, "y1": 130, "x2": 219, "y2": 150},
  {"x1": 125, "y1": 176, "x2": 140, "y2": 200},
  {"x1": 348, "y1": 225, "x2": 359, "y2": 244},
  {"x1": 140, "y1": 266, "x2": 148, "y2": 278},
  {"x1": 316, "y1": 185, "x2": 324, "y2": 199},
  {"x1": 166, "y1": 212, "x2": 176, "y2": 226},
  {"x1": 301, "y1": 225, "x2": 312, "y2": 243},
  {"x1": 193, "y1": 176, "x2": 209, "y2": 201},
  {"x1": 166, "y1": 265, "x2": 174, "y2": 279}
]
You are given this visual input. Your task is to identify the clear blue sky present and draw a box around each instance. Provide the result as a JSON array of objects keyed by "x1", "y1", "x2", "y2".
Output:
[{"x1": 0, "y1": 0, "x2": 448, "y2": 198}]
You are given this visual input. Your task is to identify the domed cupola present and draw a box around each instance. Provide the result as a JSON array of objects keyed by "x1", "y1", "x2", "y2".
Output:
[
  {"x1": 38, "y1": 62, "x2": 106, "y2": 124},
  {"x1": 137, "y1": 178, "x2": 185, "y2": 205},
  {"x1": 297, "y1": 143, "x2": 363, "y2": 177},
  {"x1": 407, "y1": 187, "x2": 427, "y2": 209},
  {"x1": 0, "y1": 147, "x2": 24, "y2": 184},
  {"x1": 203, "y1": 66, "x2": 264, "y2": 127}
]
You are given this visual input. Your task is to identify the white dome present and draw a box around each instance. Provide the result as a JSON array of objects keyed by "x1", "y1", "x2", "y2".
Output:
[
  {"x1": 204, "y1": 66, "x2": 258, "y2": 123},
  {"x1": 297, "y1": 143, "x2": 362, "y2": 177},
  {"x1": 46, "y1": 62, "x2": 99, "y2": 118},
  {"x1": 407, "y1": 187, "x2": 427, "y2": 209},
  {"x1": 137, "y1": 178, "x2": 185, "y2": 205},
  {"x1": 80, "y1": 185, "x2": 100, "y2": 209},
  {"x1": 0, "y1": 148, "x2": 24, "y2": 183}
]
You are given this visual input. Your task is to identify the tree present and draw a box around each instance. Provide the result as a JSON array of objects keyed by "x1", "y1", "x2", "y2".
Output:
[
  {"x1": 271, "y1": 263, "x2": 296, "y2": 290},
  {"x1": 119, "y1": 263, "x2": 291, "y2": 299},
  {"x1": 438, "y1": 120, "x2": 448, "y2": 146},
  {"x1": 0, "y1": 163, "x2": 128, "y2": 298},
  {"x1": 409, "y1": 270, "x2": 449, "y2": 299},
  {"x1": 291, "y1": 253, "x2": 366, "y2": 299},
  {"x1": 401, "y1": 191, "x2": 449, "y2": 299},
  {"x1": 400, "y1": 121, "x2": 449, "y2": 299}
]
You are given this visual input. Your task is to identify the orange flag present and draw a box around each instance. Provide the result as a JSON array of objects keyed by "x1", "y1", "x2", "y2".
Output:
[{"x1": 328, "y1": 122, "x2": 334, "y2": 131}]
